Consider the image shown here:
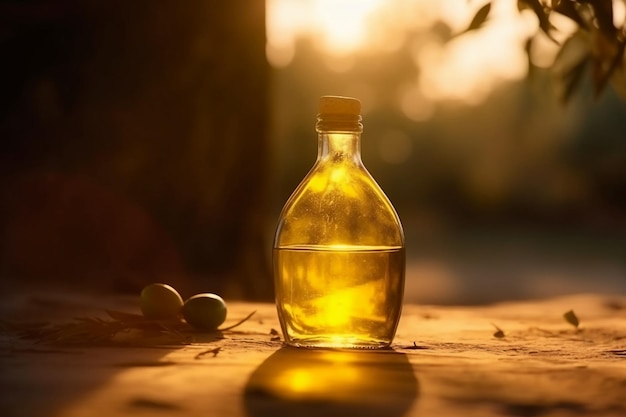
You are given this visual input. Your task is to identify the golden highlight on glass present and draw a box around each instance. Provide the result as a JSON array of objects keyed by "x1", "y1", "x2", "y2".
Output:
[{"x1": 273, "y1": 95, "x2": 405, "y2": 349}]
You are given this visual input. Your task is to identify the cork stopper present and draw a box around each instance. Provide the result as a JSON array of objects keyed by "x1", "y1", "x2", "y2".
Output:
[
  {"x1": 317, "y1": 96, "x2": 362, "y2": 132},
  {"x1": 319, "y1": 96, "x2": 361, "y2": 116}
]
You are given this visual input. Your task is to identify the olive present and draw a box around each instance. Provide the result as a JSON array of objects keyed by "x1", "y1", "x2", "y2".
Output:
[
  {"x1": 182, "y1": 293, "x2": 227, "y2": 331},
  {"x1": 140, "y1": 283, "x2": 184, "y2": 319}
]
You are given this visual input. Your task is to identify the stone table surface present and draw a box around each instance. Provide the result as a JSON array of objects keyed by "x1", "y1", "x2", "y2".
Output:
[{"x1": 0, "y1": 292, "x2": 625, "y2": 417}]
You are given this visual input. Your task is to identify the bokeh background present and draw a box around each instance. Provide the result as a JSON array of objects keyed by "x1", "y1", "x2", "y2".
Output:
[
  {"x1": 1, "y1": 0, "x2": 625, "y2": 304},
  {"x1": 267, "y1": 0, "x2": 626, "y2": 304}
]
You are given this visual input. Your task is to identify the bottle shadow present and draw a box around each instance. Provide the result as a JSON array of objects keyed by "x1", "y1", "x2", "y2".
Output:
[{"x1": 244, "y1": 347, "x2": 419, "y2": 417}]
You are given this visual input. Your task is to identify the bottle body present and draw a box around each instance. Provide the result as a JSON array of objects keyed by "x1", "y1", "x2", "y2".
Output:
[
  {"x1": 274, "y1": 111, "x2": 405, "y2": 349},
  {"x1": 274, "y1": 244, "x2": 404, "y2": 348}
]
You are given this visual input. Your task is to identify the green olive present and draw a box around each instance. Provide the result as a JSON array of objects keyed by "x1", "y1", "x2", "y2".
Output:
[
  {"x1": 140, "y1": 283, "x2": 184, "y2": 319},
  {"x1": 182, "y1": 293, "x2": 227, "y2": 331}
]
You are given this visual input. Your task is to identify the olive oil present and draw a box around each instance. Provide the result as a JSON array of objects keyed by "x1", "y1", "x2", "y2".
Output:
[
  {"x1": 273, "y1": 96, "x2": 405, "y2": 349},
  {"x1": 274, "y1": 245, "x2": 405, "y2": 348}
]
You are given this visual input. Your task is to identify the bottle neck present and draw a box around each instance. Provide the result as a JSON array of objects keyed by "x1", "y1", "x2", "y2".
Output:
[
  {"x1": 316, "y1": 113, "x2": 363, "y2": 164},
  {"x1": 317, "y1": 131, "x2": 362, "y2": 164}
]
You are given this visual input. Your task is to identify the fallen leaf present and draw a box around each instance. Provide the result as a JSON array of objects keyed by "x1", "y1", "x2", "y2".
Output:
[
  {"x1": 492, "y1": 323, "x2": 505, "y2": 338},
  {"x1": 563, "y1": 310, "x2": 580, "y2": 328}
]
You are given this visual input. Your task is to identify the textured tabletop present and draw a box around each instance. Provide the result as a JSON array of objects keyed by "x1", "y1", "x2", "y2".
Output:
[{"x1": 1, "y1": 292, "x2": 625, "y2": 417}]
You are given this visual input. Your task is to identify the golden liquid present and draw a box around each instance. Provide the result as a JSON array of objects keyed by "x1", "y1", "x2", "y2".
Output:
[{"x1": 274, "y1": 245, "x2": 405, "y2": 349}]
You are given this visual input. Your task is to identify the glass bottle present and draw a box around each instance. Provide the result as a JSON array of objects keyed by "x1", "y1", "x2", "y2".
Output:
[{"x1": 273, "y1": 95, "x2": 405, "y2": 349}]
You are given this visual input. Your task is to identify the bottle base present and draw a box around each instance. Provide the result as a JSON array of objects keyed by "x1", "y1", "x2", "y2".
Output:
[{"x1": 284, "y1": 336, "x2": 392, "y2": 350}]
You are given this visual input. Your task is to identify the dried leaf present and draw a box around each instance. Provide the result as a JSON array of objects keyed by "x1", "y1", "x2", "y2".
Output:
[
  {"x1": 9, "y1": 347, "x2": 78, "y2": 354},
  {"x1": 105, "y1": 309, "x2": 146, "y2": 322},
  {"x1": 491, "y1": 323, "x2": 505, "y2": 338},
  {"x1": 563, "y1": 309, "x2": 580, "y2": 328},
  {"x1": 4, "y1": 303, "x2": 255, "y2": 346},
  {"x1": 128, "y1": 398, "x2": 181, "y2": 410},
  {"x1": 0, "y1": 320, "x2": 50, "y2": 332},
  {"x1": 270, "y1": 329, "x2": 281, "y2": 341},
  {"x1": 114, "y1": 361, "x2": 176, "y2": 368}
]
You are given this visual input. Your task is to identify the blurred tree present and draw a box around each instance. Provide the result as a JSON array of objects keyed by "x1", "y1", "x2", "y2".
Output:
[{"x1": 0, "y1": 1, "x2": 272, "y2": 299}]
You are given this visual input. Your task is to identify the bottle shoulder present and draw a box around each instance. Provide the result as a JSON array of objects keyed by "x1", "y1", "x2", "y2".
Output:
[
  {"x1": 282, "y1": 163, "x2": 394, "y2": 211},
  {"x1": 275, "y1": 163, "x2": 404, "y2": 247}
]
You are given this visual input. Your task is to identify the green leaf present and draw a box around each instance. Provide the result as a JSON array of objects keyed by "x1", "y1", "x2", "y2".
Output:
[
  {"x1": 584, "y1": 0, "x2": 616, "y2": 38},
  {"x1": 563, "y1": 309, "x2": 580, "y2": 328},
  {"x1": 551, "y1": 30, "x2": 591, "y2": 102},
  {"x1": 563, "y1": 57, "x2": 589, "y2": 102},
  {"x1": 587, "y1": 24, "x2": 626, "y2": 97},
  {"x1": 609, "y1": 58, "x2": 626, "y2": 101},
  {"x1": 552, "y1": 0, "x2": 589, "y2": 29}
]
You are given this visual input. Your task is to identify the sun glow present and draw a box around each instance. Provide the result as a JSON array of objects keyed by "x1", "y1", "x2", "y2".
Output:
[
  {"x1": 267, "y1": 0, "x2": 539, "y2": 106},
  {"x1": 311, "y1": 0, "x2": 384, "y2": 55},
  {"x1": 266, "y1": 0, "x2": 385, "y2": 66}
]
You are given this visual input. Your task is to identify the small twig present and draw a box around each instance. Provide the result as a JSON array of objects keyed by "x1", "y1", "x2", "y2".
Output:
[
  {"x1": 401, "y1": 341, "x2": 429, "y2": 350},
  {"x1": 218, "y1": 311, "x2": 256, "y2": 331},
  {"x1": 194, "y1": 347, "x2": 221, "y2": 359}
]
